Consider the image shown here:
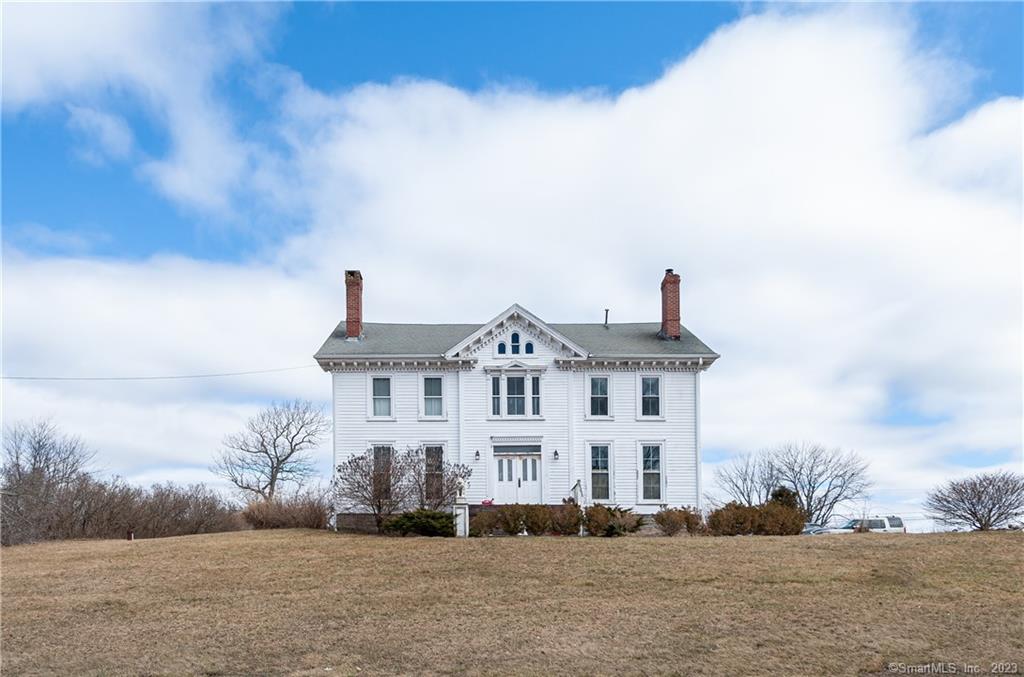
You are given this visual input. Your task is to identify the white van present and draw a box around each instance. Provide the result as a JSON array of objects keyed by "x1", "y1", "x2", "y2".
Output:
[{"x1": 824, "y1": 516, "x2": 906, "y2": 534}]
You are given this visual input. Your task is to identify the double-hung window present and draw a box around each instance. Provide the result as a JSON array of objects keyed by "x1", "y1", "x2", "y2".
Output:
[
  {"x1": 423, "y1": 376, "x2": 443, "y2": 417},
  {"x1": 640, "y1": 376, "x2": 661, "y2": 417},
  {"x1": 590, "y1": 376, "x2": 610, "y2": 417},
  {"x1": 531, "y1": 376, "x2": 541, "y2": 416},
  {"x1": 424, "y1": 445, "x2": 444, "y2": 503},
  {"x1": 641, "y1": 444, "x2": 662, "y2": 501},
  {"x1": 506, "y1": 376, "x2": 526, "y2": 416},
  {"x1": 372, "y1": 445, "x2": 394, "y2": 499},
  {"x1": 491, "y1": 376, "x2": 502, "y2": 416},
  {"x1": 371, "y1": 377, "x2": 392, "y2": 417},
  {"x1": 590, "y1": 444, "x2": 610, "y2": 501}
]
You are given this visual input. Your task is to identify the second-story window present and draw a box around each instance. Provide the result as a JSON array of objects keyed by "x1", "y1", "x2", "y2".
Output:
[
  {"x1": 372, "y1": 377, "x2": 392, "y2": 417},
  {"x1": 531, "y1": 376, "x2": 541, "y2": 415},
  {"x1": 491, "y1": 376, "x2": 501, "y2": 416},
  {"x1": 423, "y1": 376, "x2": 443, "y2": 417},
  {"x1": 507, "y1": 376, "x2": 526, "y2": 415},
  {"x1": 641, "y1": 376, "x2": 661, "y2": 417},
  {"x1": 590, "y1": 376, "x2": 609, "y2": 416}
]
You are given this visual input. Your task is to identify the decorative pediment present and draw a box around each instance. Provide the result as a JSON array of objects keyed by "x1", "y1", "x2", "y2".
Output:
[{"x1": 444, "y1": 304, "x2": 589, "y2": 360}]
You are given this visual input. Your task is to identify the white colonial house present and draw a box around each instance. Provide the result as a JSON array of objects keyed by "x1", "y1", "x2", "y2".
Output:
[{"x1": 315, "y1": 269, "x2": 718, "y2": 515}]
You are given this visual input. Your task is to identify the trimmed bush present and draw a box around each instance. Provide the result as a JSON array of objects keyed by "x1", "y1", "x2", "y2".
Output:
[
  {"x1": 653, "y1": 508, "x2": 688, "y2": 536},
  {"x1": 585, "y1": 505, "x2": 643, "y2": 537},
  {"x1": 382, "y1": 509, "x2": 455, "y2": 537},
  {"x1": 242, "y1": 492, "x2": 330, "y2": 530},
  {"x1": 469, "y1": 510, "x2": 500, "y2": 537},
  {"x1": 522, "y1": 505, "x2": 553, "y2": 535},
  {"x1": 754, "y1": 502, "x2": 804, "y2": 536},
  {"x1": 707, "y1": 502, "x2": 760, "y2": 536},
  {"x1": 550, "y1": 501, "x2": 583, "y2": 535},
  {"x1": 495, "y1": 505, "x2": 526, "y2": 535}
]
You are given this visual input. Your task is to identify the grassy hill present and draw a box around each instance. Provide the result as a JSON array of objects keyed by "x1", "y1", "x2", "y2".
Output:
[{"x1": 2, "y1": 530, "x2": 1021, "y2": 675}]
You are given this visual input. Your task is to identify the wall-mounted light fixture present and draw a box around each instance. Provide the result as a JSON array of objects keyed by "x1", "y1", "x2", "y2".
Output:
[
  {"x1": 553, "y1": 449, "x2": 559, "y2": 461},
  {"x1": 474, "y1": 450, "x2": 480, "y2": 461}
]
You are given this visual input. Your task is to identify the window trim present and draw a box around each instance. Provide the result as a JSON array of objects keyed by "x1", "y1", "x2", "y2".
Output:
[
  {"x1": 418, "y1": 373, "x2": 447, "y2": 421},
  {"x1": 586, "y1": 440, "x2": 614, "y2": 503},
  {"x1": 635, "y1": 373, "x2": 665, "y2": 421},
  {"x1": 585, "y1": 373, "x2": 614, "y2": 420},
  {"x1": 367, "y1": 374, "x2": 396, "y2": 421},
  {"x1": 636, "y1": 440, "x2": 667, "y2": 504},
  {"x1": 485, "y1": 369, "x2": 545, "y2": 420},
  {"x1": 420, "y1": 442, "x2": 446, "y2": 503}
]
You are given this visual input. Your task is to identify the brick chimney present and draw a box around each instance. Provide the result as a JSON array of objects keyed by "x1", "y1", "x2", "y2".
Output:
[
  {"x1": 345, "y1": 270, "x2": 363, "y2": 339},
  {"x1": 659, "y1": 268, "x2": 681, "y2": 340}
]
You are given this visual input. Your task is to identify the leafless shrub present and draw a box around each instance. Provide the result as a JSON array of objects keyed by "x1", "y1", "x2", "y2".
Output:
[
  {"x1": 333, "y1": 445, "x2": 473, "y2": 532},
  {"x1": 2, "y1": 420, "x2": 241, "y2": 545},
  {"x1": 242, "y1": 489, "x2": 330, "y2": 530},
  {"x1": 925, "y1": 471, "x2": 1024, "y2": 531},
  {"x1": 212, "y1": 400, "x2": 328, "y2": 501}
]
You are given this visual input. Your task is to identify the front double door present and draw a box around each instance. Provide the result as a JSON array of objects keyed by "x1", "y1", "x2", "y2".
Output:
[{"x1": 494, "y1": 454, "x2": 542, "y2": 504}]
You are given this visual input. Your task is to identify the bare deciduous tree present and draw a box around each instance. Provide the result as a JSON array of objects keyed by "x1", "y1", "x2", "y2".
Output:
[
  {"x1": 714, "y1": 451, "x2": 779, "y2": 507},
  {"x1": 333, "y1": 447, "x2": 414, "y2": 531},
  {"x1": 772, "y1": 443, "x2": 871, "y2": 526},
  {"x1": 403, "y1": 446, "x2": 473, "y2": 511},
  {"x1": 715, "y1": 443, "x2": 871, "y2": 525},
  {"x1": 212, "y1": 400, "x2": 328, "y2": 501},
  {"x1": 925, "y1": 471, "x2": 1024, "y2": 531},
  {"x1": 2, "y1": 420, "x2": 95, "y2": 545}
]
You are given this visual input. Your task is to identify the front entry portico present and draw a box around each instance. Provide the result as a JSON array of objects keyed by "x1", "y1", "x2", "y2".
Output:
[{"x1": 493, "y1": 445, "x2": 542, "y2": 504}]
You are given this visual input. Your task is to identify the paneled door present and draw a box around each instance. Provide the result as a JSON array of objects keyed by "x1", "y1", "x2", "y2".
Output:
[{"x1": 494, "y1": 454, "x2": 542, "y2": 504}]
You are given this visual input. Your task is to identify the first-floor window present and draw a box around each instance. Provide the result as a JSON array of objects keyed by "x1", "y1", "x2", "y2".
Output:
[
  {"x1": 373, "y1": 445, "x2": 394, "y2": 499},
  {"x1": 372, "y1": 377, "x2": 392, "y2": 417},
  {"x1": 591, "y1": 445, "x2": 610, "y2": 500},
  {"x1": 423, "y1": 376, "x2": 443, "y2": 416},
  {"x1": 642, "y1": 444, "x2": 661, "y2": 500},
  {"x1": 531, "y1": 376, "x2": 541, "y2": 416},
  {"x1": 424, "y1": 445, "x2": 443, "y2": 502}
]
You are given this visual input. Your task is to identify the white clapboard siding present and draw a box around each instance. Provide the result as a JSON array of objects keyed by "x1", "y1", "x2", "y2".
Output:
[{"x1": 332, "y1": 321, "x2": 701, "y2": 513}]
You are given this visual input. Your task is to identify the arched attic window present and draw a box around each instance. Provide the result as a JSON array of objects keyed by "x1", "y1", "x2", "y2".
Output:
[
  {"x1": 511, "y1": 333, "x2": 521, "y2": 354},
  {"x1": 497, "y1": 342, "x2": 507, "y2": 355},
  {"x1": 525, "y1": 342, "x2": 534, "y2": 354}
]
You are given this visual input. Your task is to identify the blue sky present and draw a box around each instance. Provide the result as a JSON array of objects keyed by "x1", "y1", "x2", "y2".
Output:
[{"x1": 2, "y1": 3, "x2": 1021, "y2": 522}]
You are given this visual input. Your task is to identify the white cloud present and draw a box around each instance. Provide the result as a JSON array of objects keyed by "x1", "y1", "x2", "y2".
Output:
[
  {"x1": 2, "y1": 7, "x2": 1020, "y2": 513},
  {"x1": 65, "y1": 104, "x2": 134, "y2": 165},
  {"x1": 2, "y1": 2, "x2": 277, "y2": 214}
]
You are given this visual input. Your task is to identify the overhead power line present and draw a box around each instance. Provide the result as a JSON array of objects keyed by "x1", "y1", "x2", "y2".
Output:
[{"x1": 1, "y1": 365, "x2": 318, "y2": 382}]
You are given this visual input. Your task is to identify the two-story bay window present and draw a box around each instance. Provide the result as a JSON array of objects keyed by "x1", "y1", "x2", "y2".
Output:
[
  {"x1": 640, "y1": 376, "x2": 662, "y2": 418},
  {"x1": 423, "y1": 376, "x2": 443, "y2": 417},
  {"x1": 590, "y1": 444, "x2": 611, "y2": 501},
  {"x1": 371, "y1": 377, "x2": 392, "y2": 417},
  {"x1": 641, "y1": 444, "x2": 662, "y2": 501},
  {"x1": 506, "y1": 376, "x2": 526, "y2": 416},
  {"x1": 590, "y1": 376, "x2": 610, "y2": 417},
  {"x1": 531, "y1": 376, "x2": 541, "y2": 416}
]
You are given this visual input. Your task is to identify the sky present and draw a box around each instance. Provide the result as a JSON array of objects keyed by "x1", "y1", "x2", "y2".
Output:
[{"x1": 2, "y1": 2, "x2": 1021, "y2": 527}]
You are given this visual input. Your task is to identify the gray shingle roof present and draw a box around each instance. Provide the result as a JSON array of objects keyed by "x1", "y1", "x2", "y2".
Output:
[{"x1": 315, "y1": 321, "x2": 717, "y2": 360}]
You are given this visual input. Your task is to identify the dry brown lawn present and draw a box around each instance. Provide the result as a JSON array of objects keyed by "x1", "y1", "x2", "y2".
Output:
[{"x1": 2, "y1": 530, "x2": 1022, "y2": 676}]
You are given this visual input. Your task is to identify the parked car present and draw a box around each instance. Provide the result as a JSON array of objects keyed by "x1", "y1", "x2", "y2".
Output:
[
  {"x1": 801, "y1": 522, "x2": 826, "y2": 535},
  {"x1": 823, "y1": 516, "x2": 906, "y2": 534}
]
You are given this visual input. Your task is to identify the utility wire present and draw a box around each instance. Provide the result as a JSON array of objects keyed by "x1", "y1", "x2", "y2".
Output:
[{"x1": 1, "y1": 365, "x2": 318, "y2": 382}]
